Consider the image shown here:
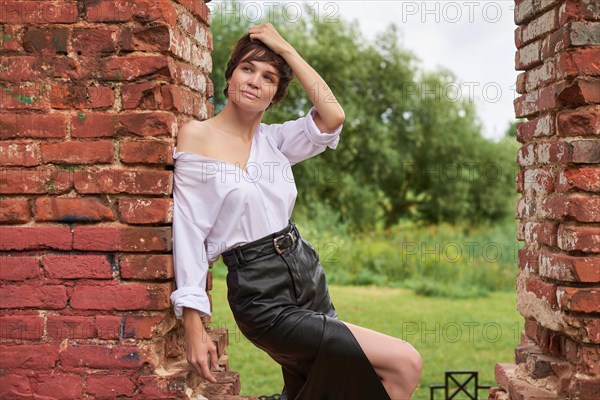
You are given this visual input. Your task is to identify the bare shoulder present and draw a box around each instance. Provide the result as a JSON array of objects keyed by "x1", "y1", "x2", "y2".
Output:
[{"x1": 175, "y1": 119, "x2": 214, "y2": 154}]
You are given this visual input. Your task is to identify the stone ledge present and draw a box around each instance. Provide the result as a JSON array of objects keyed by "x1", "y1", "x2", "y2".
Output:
[{"x1": 495, "y1": 363, "x2": 559, "y2": 400}]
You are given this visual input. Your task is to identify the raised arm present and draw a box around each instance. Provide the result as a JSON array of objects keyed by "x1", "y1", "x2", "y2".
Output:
[{"x1": 248, "y1": 23, "x2": 345, "y2": 132}]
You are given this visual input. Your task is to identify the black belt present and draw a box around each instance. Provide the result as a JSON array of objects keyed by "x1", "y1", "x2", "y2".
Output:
[{"x1": 222, "y1": 220, "x2": 300, "y2": 266}]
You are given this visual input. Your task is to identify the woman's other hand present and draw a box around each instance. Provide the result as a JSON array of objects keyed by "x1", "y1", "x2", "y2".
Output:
[
  {"x1": 248, "y1": 23, "x2": 294, "y2": 56},
  {"x1": 183, "y1": 307, "x2": 220, "y2": 383}
]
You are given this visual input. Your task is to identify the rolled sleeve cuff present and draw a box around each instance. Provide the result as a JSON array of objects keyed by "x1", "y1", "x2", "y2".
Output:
[
  {"x1": 170, "y1": 287, "x2": 211, "y2": 320},
  {"x1": 303, "y1": 106, "x2": 343, "y2": 149}
]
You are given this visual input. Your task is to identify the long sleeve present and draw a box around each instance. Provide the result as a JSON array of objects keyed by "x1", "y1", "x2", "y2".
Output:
[
  {"x1": 265, "y1": 106, "x2": 343, "y2": 165},
  {"x1": 170, "y1": 155, "x2": 223, "y2": 320}
]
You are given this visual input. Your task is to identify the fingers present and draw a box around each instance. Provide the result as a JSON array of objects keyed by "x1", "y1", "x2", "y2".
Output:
[
  {"x1": 189, "y1": 354, "x2": 217, "y2": 383},
  {"x1": 199, "y1": 355, "x2": 217, "y2": 383},
  {"x1": 209, "y1": 345, "x2": 220, "y2": 374}
]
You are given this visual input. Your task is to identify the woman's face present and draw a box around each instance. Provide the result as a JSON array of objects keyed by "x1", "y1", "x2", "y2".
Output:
[{"x1": 227, "y1": 57, "x2": 280, "y2": 111}]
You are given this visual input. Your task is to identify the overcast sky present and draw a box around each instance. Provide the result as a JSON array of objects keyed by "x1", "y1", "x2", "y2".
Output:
[{"x1": 210, "y1": 1, "x2": 519, "y2": 141}]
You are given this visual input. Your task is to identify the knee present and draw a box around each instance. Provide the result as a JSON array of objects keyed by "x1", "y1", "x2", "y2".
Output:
[{"x1": 393, "y1": 341, "x2": 422, "y2": 385}]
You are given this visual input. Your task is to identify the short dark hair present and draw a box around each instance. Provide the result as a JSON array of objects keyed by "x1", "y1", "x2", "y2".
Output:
[{"x1": 223, "y1": 33, "x2": 294, "y2": 107}]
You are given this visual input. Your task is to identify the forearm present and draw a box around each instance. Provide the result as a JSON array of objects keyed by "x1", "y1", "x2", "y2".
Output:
[
  {"x1": 280, "y1": 47, "x2": 345, "y2": 129},
  {"x1": 183, "y1": 307, "x2": 206, "y2": 333}
]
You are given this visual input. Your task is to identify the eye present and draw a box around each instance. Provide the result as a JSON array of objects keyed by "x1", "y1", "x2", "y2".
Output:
[{"x1": 265, "y1": 75, "x2": 273, "y2": 82}]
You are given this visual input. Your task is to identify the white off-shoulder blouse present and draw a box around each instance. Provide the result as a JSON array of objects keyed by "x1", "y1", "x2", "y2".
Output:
[{"x1": 170, "y1": 106, "x2": 343, "y2": 319}]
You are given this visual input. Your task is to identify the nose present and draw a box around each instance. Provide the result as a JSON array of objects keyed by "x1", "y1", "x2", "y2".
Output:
[{"x1": 247, "y1": 74, "x2": 260, "y2": 89}]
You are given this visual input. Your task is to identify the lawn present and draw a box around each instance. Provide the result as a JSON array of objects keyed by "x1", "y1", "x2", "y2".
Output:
[{"x1": 208, "y1": 275, "x2": 523, "y2": 399}]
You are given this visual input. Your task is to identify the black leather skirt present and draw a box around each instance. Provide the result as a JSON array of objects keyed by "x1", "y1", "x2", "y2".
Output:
[{"x1": 222, "y1": 220, "x2": 390, "y2": 400}]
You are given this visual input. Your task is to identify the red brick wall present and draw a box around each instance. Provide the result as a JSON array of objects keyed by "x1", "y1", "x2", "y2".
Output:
[
  {"x1": 0, "y1": 1, "x2": 249, "y2": 398},
  {"x1": 490, "y1": 1, "x2": 600, "y2": 399}
]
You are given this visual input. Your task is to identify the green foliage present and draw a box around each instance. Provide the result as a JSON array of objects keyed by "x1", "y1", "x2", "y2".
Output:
[
  {"x1": 288, "y1": 216, "x2": 520, "y2": 298},
  {"x1": 210, "y1": 1, "x2": 518, "y2": 231}
]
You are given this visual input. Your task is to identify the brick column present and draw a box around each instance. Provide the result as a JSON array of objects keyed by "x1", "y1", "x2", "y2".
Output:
[
  {"x1": 1, "y1": 1, "x2": 250, "y2": 398},
  {"x1": 490, "y1": 1, "x2": 600, "y2": 399}
]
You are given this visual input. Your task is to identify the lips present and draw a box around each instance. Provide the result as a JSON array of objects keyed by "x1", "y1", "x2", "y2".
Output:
[{"x1": 242, "y1": 90, "x2": 259, "y2": 100}]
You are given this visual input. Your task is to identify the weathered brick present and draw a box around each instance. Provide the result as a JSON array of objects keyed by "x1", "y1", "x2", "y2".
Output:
[
  {"x1": 556, "y1": 48, "x2": 600, "y2": 79},
  {"x1": 556, "y1": 166, "x2": 600, "y2": 192},
  {"x1": 101, "y1": 55, "x2": 172, "y2": 81},
  {"x1": 563, "y1": 315, "x2": 600, "y2": 343},
  {"x1": 119, "y1": 140, "x2": 173, "y2": 164},
  {"x1": 95, "y1": 315, "x2": 121, "y2": 340},
  {"x1": 117, "y1": 111, "x2": 177, "y2": 137},
  {"x1": 70, "y1": 283, "x2": 171, "y2": 311},
  {"x1": 515, "y1": 0, "x2": 561, "y2": 25},
  {"x1": 557, "y1": 287, "x2": 600, "y2": 313},
  {"x1": 59, "y1": 343, "x2": 149, "y2": 369},
  {"x1": 179, "y1": 1, "x2": 211, "y2": 35},
  {"x1": 0, "y1": 141, "x2": 41, "y2": 166},
  {"x1": 0, "y1": 344, "x2": 60, "y2": 368},
  {"x1": 73, "y1": 168, "x2": 172, "y2": 194},
  {"x1": 523, "y1": 167, "x2": 554, "y2": 193},
  {"x1": 557, "y1": 224, "x2": 600, "y2": 252},
  {"x1": 46, "y1": 316, "x2": 97, "y2": 339},
  {"x1": 557, "y1": 105, "x2": 600, "y2": 137},
  {"x1": 515, "y1": 39, "x2": 542, "y2": 71},
  {"x1": 526, "y1": 276, "x2": 558, "y2": 308},
  {"x1": 72, "y1": 225, "x2": 171, "y2": 251},
  {"x1": 525, "y1": 221, "x2": 558, "y2": 246},
  {"x1": 0, "y1": 56, "x2": 41, "y2": 82},
  {"x1": 522, "y1": 8, "x2": 558, "y2": 44},
  {"x1": 518, "y1": 143, "x2": 536, "y2": 166},
  {"x1": 1, "y1": 24, "x2": 20, "y2": 51},
  {"x1": 84, "y1": 0, "x2": 177, "y2": 25},
  {"x1": 28, "y1": 373, "x2": 84, "y2": 399},
  {"x1": 516, "y1": 113, "x2": 555, "y2": 143},
  {"x1": 0, "y1": 198, "x2": 32, "y2": 224},
  {"x1": 0, "y1": 255, "x2": 39, "y2": 280},
  {"x1": 514, "y1": 85, "x2": 557, "y2": 117},
  {"x1": 87, "y1": 86, "x2": 115, "y2": 108},
  {"x1": 71, "y1": 113, "x2": 117, "y2": 138},
  {"x1": 0, "y1": 114, "x2": 66, "y2": 139},
  {"x1": 559, "y1": 0, "x2": 600, "y2": 25},
  {"x1": 72, "y1": 28, "x2": 118, "y2": 55},
  {"x1": 22, "y1": 28, "x2": 69, "y2": 54},
  {"x1": 40, "y1": 140, "x2": 114, "y2": 164},
  {"x1": 0, "y1": 373, "x2": 32, "y2": 399},
  {"x1": 518, "y1": 246, "x2": 539, "y2": 273},
  {"x1": 0, "y1": 226, "x2": 72, "y2": 250},
  {"x1": 123, "y1": 315, "x2": 166, "y2": 339},
  {"x1": 0, "y1": 316, "x2": 44, "y2": 340},
  {"x1": 0, "y1": 166, "x2": 74, "y2": 194},
  {"x1": 539, "y1": 248, "x2": 600, "y2": 282},
  {"x1": 0, "y1": 284, "x2": 68, "y2": 309},
  {"x1": 556, "y1": 77, "x2": 600, "y2": 107},
  {"x1": 542, "y1": 194, "x2": 600, "y2": 222},
  {"x1": 136, "y1": 373, "x2": 188, "y2": 399},
  {"x1": 569, "y1": 139, "x2": 600, "y2": 163},
  {"x1": 49, "y1": 83, "x2": 90, "y2": 109},
  {"x1": 118, "y1": 197, "x2": 172, "y2": 224},
  {"x1": 535, "y1": 141, "x2": 572, "y2": 164},
  {"x1": 0, "y1": 82, "x2": 47, "y2": 110},
  {"x1": 121, "y1": 24, "x2": 170, "y2": 53},
  {"x1": 42, "y1": 254, "x2": 112, "y2": 279},
  {"x1": 0, "y1": 2, "x2": 77, "y2": 24},
  {"x1": 119, "y1": 254, "x2": 174, "y2": 280},
  {"x1": 525, "y1": 60, "x2": 556, "y2": 93},
  {"x1": 34, "y1": 197, "x2": 115, "y2": 222},
  {"x1": 85, "y1": 373, "x2": 136, "y2": 398}
]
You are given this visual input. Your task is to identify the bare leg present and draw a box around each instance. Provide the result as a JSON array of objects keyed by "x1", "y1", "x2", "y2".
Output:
[{"x1": 342, "y1": 321, "x2": 422, "y2": 400}]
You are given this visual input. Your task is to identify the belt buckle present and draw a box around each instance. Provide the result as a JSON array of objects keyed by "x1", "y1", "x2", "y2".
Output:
[{"x1": 274, "y1": 231, "x2": 296, "y2": 255}]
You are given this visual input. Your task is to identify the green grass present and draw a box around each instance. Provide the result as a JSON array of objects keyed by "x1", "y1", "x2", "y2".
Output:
[{"x1": 209, "y1": 276, "x2": 523, "y2": 399}]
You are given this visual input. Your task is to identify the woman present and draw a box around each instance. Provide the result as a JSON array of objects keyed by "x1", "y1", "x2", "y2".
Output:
[{"x1": 170, "y1": 23, "x2": 422, "y2": 399}]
